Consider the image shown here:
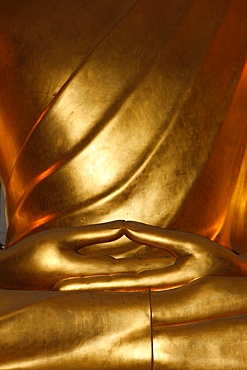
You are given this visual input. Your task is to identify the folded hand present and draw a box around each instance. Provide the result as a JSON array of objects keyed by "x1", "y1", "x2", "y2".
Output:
[{"x1": 55, "y1": 221, "x2": 247, "y2": 291}]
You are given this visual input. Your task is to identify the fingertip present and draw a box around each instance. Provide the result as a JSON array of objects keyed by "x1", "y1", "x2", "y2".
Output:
[
  {"x1": 125, "y1": 221, "x2": 143, "y2": 231},
  {"x1": 106, "y1": 220, "x2": 125, "y2": 229}
]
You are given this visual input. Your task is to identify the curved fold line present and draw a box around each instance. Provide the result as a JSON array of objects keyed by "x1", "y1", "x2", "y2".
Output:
[{"x1": 57, "y1": 94, "x2": 186, "y2": 215}]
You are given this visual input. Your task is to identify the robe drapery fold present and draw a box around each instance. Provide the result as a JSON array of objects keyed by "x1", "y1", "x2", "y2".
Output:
[{"x1": 0, "y1": 0, "x2": 246, "y2": 251}]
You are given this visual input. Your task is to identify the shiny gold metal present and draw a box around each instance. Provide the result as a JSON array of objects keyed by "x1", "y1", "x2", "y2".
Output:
[
  {"x1": 0, "y1": 288, "x2": 151, "y2": 370},
  {"x1": 0, "y1": 0, "x2": 247, "y2": 368},
  {"x1": 54, "y1": 221, "x2": 247, "y2": 292}
]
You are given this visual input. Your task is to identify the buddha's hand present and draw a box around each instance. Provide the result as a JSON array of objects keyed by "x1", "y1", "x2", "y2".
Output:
[
  {"x1": 55, "y1": 221, "x2": 247, "y2": 291},
  {"x1": 0, "y1": 221, "x2": 119, "y2": 290},
  {"x1": 0, "y1": 221, "x2": 173, "y2": 291}
]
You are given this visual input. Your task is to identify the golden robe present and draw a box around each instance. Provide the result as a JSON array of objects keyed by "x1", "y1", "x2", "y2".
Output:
[{"x1": 0, "y1": 1, "x2": 247, "y2": 368}]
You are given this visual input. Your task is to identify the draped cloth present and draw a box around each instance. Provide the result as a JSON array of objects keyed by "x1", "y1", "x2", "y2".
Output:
[{"x1": 0, "y1": 0, "x2": 246, "y2": 251}]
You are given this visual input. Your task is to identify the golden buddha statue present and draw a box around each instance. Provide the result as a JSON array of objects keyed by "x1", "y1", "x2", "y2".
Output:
[{"x1": 0, "y1": 0, "x2": 247, "y2": 368}]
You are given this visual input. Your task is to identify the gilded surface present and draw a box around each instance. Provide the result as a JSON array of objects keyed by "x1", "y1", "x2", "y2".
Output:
[{"x1": 0, "y1": 0, "x2": 247, "y2": 368}]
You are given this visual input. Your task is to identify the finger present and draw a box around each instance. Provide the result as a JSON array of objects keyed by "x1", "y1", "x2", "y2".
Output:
[
  {"x1": 53, "y1": 256, "x2": 197, "y2": 292},
  {"x1": 125, "y1": 221, "x2": 200, "y2": 257},
  {"x1": 62, "y1": 220, "x2": 125, "y2": 250}
]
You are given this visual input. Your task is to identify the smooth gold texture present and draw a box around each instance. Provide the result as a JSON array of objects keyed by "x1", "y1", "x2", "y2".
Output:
[
  {"x1": 0, "y1": 289, "x2": 151, "y2": 370},
  {"x1": 0, "y1": 0, "x2": 247, "y2": 368}
]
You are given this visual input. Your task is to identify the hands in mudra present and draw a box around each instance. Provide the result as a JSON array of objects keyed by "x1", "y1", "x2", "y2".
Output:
[{"x1": 0, "y1": 220, "x2": 246, "y2": 291}]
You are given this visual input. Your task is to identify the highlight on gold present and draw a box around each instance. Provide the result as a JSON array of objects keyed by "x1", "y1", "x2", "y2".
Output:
[{"x1": 0, "y1": 0, "x2": 247, "y2": 368}]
